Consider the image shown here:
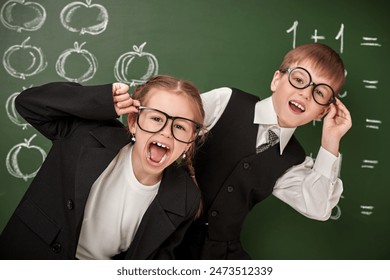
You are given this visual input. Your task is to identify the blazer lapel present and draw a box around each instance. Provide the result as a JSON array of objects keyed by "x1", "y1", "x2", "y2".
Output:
[
  {"x1": 74, "y1": 126, "x2": 131, "y2": 230},
  {"x1": 124, "y1": 165, "x2": 188, "y2": 259}
]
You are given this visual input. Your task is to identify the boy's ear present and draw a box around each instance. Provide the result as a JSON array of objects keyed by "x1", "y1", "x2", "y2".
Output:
[
  {"x1": 270, "y1": 70, "x2": 281, "y2": 92},
  {"x1": 316, "y1": 106, "x2": 331, "y2": 120}
]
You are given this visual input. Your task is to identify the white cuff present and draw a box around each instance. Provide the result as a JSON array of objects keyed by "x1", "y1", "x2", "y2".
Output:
[{"x1": 313, "y1": 147, "x2": 341, "y2": 182}]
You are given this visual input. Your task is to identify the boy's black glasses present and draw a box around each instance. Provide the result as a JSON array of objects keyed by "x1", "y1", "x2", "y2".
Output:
[
  {"x1": 136, "y1": 106, "x2": 202, "y2": 144},
  {"x1": 280, "y1": 67, "x2": 336, "y2": 106}
]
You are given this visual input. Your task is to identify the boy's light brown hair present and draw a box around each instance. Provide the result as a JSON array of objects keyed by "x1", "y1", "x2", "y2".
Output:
[{"x1": 279, "y1": 43, "x2": 345, "y2": 95}]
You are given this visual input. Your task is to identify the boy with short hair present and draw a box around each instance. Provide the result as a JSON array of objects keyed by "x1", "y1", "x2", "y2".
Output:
[{"x1": 177, "y1": 43, "x2": 352, "y2": 259}]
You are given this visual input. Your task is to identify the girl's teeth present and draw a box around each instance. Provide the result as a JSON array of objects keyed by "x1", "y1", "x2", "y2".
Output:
[
  {"x1": 153, "y1": 142, "x2": 169, "y2": 149},
  {"x1": 159, "y1": 154, "x2": 167, "y2": 164}
]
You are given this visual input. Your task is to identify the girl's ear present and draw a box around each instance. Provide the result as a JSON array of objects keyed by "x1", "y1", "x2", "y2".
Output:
[
  {"x1": 270, "y1": 70, "x2": 281, "y2": 92},
  {"x1": 127, "y1": 113, "x2": 137, "y2": 133}
]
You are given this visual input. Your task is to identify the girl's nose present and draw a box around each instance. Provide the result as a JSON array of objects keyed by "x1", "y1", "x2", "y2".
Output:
[{"x1": 160, "y1": 119, "x2": 173, "y2": 138}]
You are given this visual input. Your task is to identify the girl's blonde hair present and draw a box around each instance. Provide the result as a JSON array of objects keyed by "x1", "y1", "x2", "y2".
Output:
[{"x1": 130, "y1": 75, "x2": 206, "y2": 218}]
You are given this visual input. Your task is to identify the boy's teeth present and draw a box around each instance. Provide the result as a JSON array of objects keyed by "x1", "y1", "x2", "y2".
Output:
[{"x1": 290, "y1": 101, "x2": 305, "y2": 111}]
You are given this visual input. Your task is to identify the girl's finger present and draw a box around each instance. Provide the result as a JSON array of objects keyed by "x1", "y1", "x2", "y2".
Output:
[
  {"x1": 113, "y1": 94, "x2": 131, "y2": 103},
  {"x1": 113, "y1": 83, "x2": 129, "y2": 95}
]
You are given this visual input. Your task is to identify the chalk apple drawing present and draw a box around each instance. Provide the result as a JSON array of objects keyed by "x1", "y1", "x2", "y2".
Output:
[
  {"x1": 6, "y1": 134, "x2": 46, "y2": 181},
  {"x1": 60, "y1": 0, "x2": 108, "y2": 35},
  {"x1": 5, "y1": 87, "x2": 32, "y2": 130},
  {"x1": 114, "y1": 42, "x2": 159, "y2": 87},
  {"x1": 0, "y1": 0, "x2": 46, "y2": 32},
  {"x1": 330, "y1": 205, "x2": 341, "y2": 220},
  {"x1": 56, "y1": 41, "x2": 98, "y2": 83},
  {"x1": 3, "y1": 36, "x2": 47, "y2": 79}
]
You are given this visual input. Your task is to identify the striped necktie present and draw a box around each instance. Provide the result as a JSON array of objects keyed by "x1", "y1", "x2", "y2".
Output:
[{"x1": 256, "y1": 129, "x2": 279, "y2": 153}]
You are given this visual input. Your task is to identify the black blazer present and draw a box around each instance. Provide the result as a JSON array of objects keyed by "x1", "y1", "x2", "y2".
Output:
[{"x1": 0, "y1": 82, "x2": 201, "y2": 260}]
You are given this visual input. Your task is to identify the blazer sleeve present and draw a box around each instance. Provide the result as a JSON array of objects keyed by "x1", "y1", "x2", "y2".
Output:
[{"x1": 15, "y1": 82, "x2": 118, "y2": 141}]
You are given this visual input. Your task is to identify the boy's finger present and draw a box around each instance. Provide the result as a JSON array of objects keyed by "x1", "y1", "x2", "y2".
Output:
[
  {"x1": 335, "y1": 100, "x2": 351, "y2": 120},
  {"x1": 325, "y1": 103, "x2": 337, "y2": 119}
]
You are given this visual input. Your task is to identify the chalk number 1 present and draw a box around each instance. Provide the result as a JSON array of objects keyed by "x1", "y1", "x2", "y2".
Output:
[{"x1": 287, "y1": 21, "x2": 345, "y2": 53}]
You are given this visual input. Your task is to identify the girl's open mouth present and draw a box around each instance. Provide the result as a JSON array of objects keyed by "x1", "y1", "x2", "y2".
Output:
[{"x1": 147, "y1": 141, "x2": 170, "y2": 164}]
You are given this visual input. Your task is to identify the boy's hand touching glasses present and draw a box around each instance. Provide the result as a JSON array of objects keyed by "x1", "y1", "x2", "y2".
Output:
[{"x1": 321, "y1": 98, "x2": 352, "y2": 156}]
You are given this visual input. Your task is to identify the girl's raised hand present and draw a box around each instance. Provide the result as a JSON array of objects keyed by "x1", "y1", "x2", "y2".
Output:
[{"x1": 112, "y1": 83, "x2": 140, "y2": 116}]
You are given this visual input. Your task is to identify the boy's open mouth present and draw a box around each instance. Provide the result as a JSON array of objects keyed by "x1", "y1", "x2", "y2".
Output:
[
  {"x1": 147, "y1": 141, "x2": 170, "y2": 164},
  {"x1": 289, "y1": 100, "x2": 306, "y2": 113}
]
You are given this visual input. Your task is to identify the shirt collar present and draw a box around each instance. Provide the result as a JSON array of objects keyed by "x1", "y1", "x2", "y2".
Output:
[{"x1": 254, "y1": 97, "x2": 296, "y2": 155}]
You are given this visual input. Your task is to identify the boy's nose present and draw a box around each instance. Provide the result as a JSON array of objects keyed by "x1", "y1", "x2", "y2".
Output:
[{"x1": 299, "y1": 87, "x2": 312, "y2": 100}]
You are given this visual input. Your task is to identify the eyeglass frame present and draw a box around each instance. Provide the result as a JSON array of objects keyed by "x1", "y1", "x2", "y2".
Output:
[
  {"x1": 136, "y1": 106, "x2": 202, "y2": 144},
  {"x1": 279, "y1": 67, "x2": 336, "y2": 106}
]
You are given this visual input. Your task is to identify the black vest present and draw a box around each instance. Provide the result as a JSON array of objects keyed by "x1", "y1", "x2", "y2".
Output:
[{"x1": 179, "y1": 88, "x2": 306, "y2": 259}]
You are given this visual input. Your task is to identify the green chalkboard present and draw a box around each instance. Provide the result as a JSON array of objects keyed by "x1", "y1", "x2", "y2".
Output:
[{"x1": 0, "y1": 0, "x2": 389, "y2": 259}]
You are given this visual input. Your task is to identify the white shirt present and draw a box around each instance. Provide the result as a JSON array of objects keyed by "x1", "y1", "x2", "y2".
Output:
[
  {"x1": 201, "y1": 87, "x2": 342, "y2": 220},
  {"x1": 76, "y1": 144, "x2": 159, "y2": 259}
]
